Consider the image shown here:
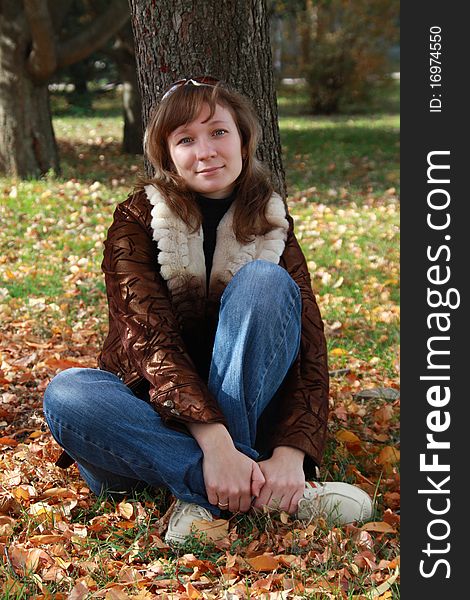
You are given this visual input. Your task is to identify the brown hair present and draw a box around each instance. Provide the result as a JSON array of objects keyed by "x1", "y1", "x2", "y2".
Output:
[{"x1": 141, "y1": 81, "x2": 277, "y2": 243}]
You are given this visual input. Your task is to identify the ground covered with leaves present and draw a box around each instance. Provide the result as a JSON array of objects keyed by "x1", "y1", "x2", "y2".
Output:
[{"x1": 0, "y1": 89, "x2": 399, "y2": 599}]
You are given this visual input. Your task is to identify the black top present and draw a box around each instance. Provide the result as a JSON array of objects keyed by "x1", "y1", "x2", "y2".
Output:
[{"x1": 196, "y1": 192, "x2": 235, "y2": 282}]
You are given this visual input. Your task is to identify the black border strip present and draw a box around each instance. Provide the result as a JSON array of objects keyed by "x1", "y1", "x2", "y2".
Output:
[{"x1": 402, "y1": 3, "x2": 467, "y2": 595}]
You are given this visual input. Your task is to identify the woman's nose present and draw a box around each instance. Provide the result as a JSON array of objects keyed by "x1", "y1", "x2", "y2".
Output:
[{"x1": 196, "y1": 139, "x2": 217, "y2": 160}]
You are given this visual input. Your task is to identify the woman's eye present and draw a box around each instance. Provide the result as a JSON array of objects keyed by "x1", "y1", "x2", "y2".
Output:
[
  {"x1": 177, "y1": 137, "x2": 192, "y2": 145},
  {"x1": 213, "y1": 129, "x2": 227, "y2": 137}
]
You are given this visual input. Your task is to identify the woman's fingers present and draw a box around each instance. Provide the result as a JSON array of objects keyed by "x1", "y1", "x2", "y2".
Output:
[
  {"x1": 251, "y1": 462, "x2": 266, "y2": 498},
  {"x1": 287, "y1": 488, "x2": 305, "y2": 514},
  {"x1": 202, "y1": 448, "x2": 260, "y2": 513}
]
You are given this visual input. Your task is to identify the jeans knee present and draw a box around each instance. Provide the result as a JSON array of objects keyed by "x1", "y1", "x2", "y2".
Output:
[
  {"x1": 43, "y1": 368, "x2": 92, "y2": 417},
  {"x1": 230, "y1": 260, "x2": 300, "y2": 304}
]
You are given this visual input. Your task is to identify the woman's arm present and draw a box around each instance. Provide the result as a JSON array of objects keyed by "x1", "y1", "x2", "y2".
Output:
[
  {"x1": 101, "y1": 194, "x2": 225, "y2": 428},
  {"x1": 273, "y1": 214, "x2": 330, "y2": 472},
  {"x1": 253, "y1": 445, "x2": 306, "y2": 513},
  {"x1": 187, "y1": 422, "x2": 265, "y2": 512}
]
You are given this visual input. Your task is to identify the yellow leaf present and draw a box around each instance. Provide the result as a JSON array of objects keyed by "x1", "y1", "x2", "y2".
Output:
[
  {"x1": 104, "y1": 589, "x2": 131, "y2": 600},
  {"x1": 377, "y1": 446, "x2": 400, "y2": 465},
  {"x1": 185, "y1": 582, "x2": 202, "y2": 599},
  {"x1": 191, "y1": 518, "x2": 229, "y2": 541},
  {"x1": 362, "y1": 567, "x2": 400, "y2": 598},
  {"x1": 360, "y1": 521, "x2": 396, "y2": 534},
  {"x1": 30, "y1": 535, "x2": 65, "y2": 545},
  {"x1": 331, "y1": 348, "x2": 347, "y2": 356},
  {"x1": 117, "y1": 501, "x2": 134, "y2": 520},
  {"x1": 336, "y1": 430, "x2": 362, "y2": 445},
  {"x1": 246, "y1": 554, "x2": 279, "y2": 572},
  {"x1": 40, "y1": 487, "x2": 75, "y2": 500}
]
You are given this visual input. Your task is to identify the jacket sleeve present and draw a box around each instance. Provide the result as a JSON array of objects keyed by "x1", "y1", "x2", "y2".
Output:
[
  {"x1": 274, "y1": 214, "x2": 330, "y2": 469},
  {"x1": 101, "y1": 198, "x2": 226, "y2": 428}
]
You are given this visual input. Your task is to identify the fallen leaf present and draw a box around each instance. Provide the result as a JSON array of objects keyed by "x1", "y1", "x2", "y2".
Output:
[
  {"x1": 68, "y1": 581, "x2": 90, "y2": 600},
  {"x1": 377, "y1": 446, "x2": 400, "y2": 465},
  {"x1": 246, "y1": 554, "x2": 279, "y2": 572},
  {"x1": 331, "y1": 348, "x2": 348, "y2": 356},
  {"x1": 361, "y1": 521, "x2": 396, "y2": 534},
  {"x1": 336, "y1": 429, "x2": 362, "y2": 446},
  {"x1": 117, "y1": 501, "x2": 134, "y2": 520},
  {"x1": 185, "y1": 582, "x2": 202, "y2": 599},
  {"x1": 191, "y1": 518, "x2": 229, "y2": 541},
  {"x1": 30, "y1": 534, "x2": 65, "y2": 544},
  {"x1": 0, "y1": 436, "x2": 18, "y2": 447}
]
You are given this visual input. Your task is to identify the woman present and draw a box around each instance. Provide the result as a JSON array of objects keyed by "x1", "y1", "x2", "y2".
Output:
[{"x1": 43, "y1": 77, "x2": 372, "y2": 544}]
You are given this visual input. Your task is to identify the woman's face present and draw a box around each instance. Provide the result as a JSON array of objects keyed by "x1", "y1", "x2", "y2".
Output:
[{"x1": 167, "y1": 103, "x2": 243, "y2": 199}]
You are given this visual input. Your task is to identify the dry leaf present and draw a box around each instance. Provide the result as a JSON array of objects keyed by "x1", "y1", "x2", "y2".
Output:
[
  {"x1": 336, "y1": 429, "x2": 362, "y2": 446},
  {"x1": 331, "y1": 348, "x2": 348, "y2": 356},
  {"x1": 185, "y1": 582, "x2": 202, "y2": 599},
  {"x1": 246, "y1": 554, "x2": 279, "y2": 572},
  {"x1": 191, "y1": 518, "x2": 229, "y2": 541},
  {"x1": 67, "y1": 581, "x2": 90, "y2": 600},
  {"x1": 117, "y1": 501, "x2": 134, "y2": 520},
  {"x1": 0, "y1": 436, "x2": 18, "y2": 447},
  {"x1": 360, "y1": 521, "x2": 396, "y2": 534},
  {"x1": 30, "y1": 534, "x2": 65, "y2": 544},
  {"x1": 377, "y1": 447, "x2": 400, "y2": 465}
]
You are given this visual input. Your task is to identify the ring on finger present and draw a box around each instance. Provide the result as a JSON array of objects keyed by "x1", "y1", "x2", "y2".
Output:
[{"x1": 217, "y1": 500, "x2": 229, "y2": 508}]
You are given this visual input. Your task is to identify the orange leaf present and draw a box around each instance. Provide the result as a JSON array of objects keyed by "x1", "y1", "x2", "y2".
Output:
[
  {"x1": 45, "y1": 357, "x2": 85, "y2": 370},
  {"x1": 377, "y1": 446, "x2": 400, "y2": 465},
  {"x1": 191, "y1": 518, "x2": 229, "y2": 541},
  {"x1": 361, "y1": 521, "x2": 396, "y2": 534},
  {"x1": 0, "y1": 437, "x2": 18, "y2": 447},
  {"x1": 336, "y1": 429, "x2": 362, "y2": 446},
  {"x1": 30, "y1": 534, "x2": 65, "y2": 545},
  {"x1": 246, "y1": 554, "x2": 279, "y2": 572},
  {"x1": 185, "y1": 582, "x2": 202, "y2": 599}
]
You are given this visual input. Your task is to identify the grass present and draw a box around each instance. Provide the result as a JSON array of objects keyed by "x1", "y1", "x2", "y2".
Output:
[{"x1": 0, "y1": 80, "x2": 400, "y2": 598}]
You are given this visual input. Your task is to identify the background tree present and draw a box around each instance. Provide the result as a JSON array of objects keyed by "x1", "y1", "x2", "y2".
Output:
[
  {"x1": 0, "y1": 0, "x2": 129, "y2": 178},
  {"x1": 128, "y1": 0, "x2": 286, "y2": 198},
  {"x1": 56, "y1": 1, "x2": 142, "y2": 155},
  {"x1": 304, "y1": 0, "x2": 399, "y2": 113},
  {"x1": 107, "y1": 24, "x2": 142, "y2": 155}
]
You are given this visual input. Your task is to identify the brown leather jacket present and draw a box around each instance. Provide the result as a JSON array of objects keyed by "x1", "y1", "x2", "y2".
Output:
[
  {"x1": 95, "y1": 188, "x2": 328, "y2": 472},
  {"x1": 59, "y1": 187, "x2": 329, "y2": 475}
]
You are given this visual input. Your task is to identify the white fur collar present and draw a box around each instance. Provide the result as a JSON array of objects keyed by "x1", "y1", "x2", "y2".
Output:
[{"x1": 145, "y1": 185, "x2": 288, "y2": 318}]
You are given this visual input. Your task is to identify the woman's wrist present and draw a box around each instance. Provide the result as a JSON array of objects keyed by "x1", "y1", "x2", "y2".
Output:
[
  {"x1": 272, "y1": 445, "x2": 305, "y2": 462},
  {"x1": 186, "y1": 422, "x2": 233, "y2": 453}
]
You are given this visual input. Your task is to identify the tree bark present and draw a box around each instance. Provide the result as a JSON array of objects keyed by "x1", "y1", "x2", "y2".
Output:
[
  {"x1": 0, "y1": 3, "x2": 59, "y2": 177},
  {"x1": 128, "y1": 0, "x2": 286, "y2": 198},
  {"x1": 110, "y1": 24, "x2": 143, "y2": 154},
  {"x1": 0, "y1": 0, "x2": 130, "y2": 178}
]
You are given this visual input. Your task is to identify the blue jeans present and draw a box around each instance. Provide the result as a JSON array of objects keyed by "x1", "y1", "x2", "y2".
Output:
[{"x1": 43, "y1": 260, "x2": 301, "y2": 515}]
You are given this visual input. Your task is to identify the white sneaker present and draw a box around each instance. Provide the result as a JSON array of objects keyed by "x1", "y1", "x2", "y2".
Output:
[
  {"x1": 164, "y1": 500, "x2": 214, "y2": 544},
  {"x1": 297, "y1": 482, "x2": 373, "y2": 525}
]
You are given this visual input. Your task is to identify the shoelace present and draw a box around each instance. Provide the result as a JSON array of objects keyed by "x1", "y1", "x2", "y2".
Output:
[{"x1": 172, "y1": 502, "x2": 212, "y2": 525}]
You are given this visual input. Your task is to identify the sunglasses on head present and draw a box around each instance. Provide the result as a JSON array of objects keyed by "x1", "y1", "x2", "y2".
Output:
[{"x1": 161, "y1": 76, "x2": 220, "y2": 101}]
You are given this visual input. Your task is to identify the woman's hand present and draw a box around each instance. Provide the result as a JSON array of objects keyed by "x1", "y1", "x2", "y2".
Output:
[
  {"x1": 187, "y1": 422, "x2": 265, "y2": 513},
  {"x1": 202, "y1": 445, "x2": 265, "y2": 513},
  {"x1": 253, "y1": 446, "x2": 306, "y2": 514}
]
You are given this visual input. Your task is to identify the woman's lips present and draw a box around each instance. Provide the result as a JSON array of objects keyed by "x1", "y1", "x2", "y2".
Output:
[{"x1": 197, "y1": 166, "x2": 223, "y2": 174}]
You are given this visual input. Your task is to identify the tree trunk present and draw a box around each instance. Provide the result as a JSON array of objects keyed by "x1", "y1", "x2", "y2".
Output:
[
  {"x1": 121, "y1": 66, "x2": 143, "y2": 155},
  {"x1": 0, "y1": 0, "x2": 130, "y2": 178},
  {"x1": 112, "y1": 25, "x2": 143, "y2": 155},
  {"x1": 128, "y1": 0, "x2": 286, "y2": 198},
  {"x1": 0, "y1": 6, "x2": 59, "y2": 177}
]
